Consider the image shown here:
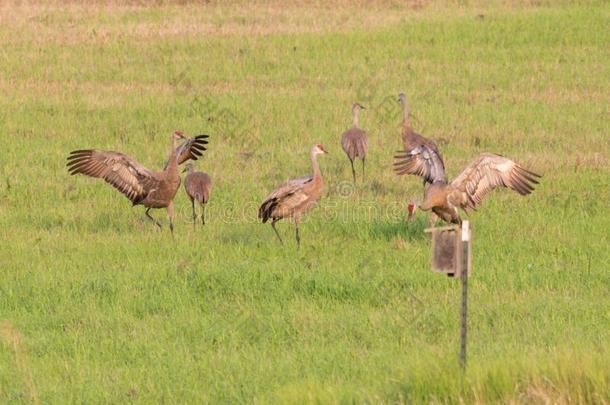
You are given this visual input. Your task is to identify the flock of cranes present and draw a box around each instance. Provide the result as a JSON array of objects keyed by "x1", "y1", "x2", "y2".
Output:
[{"x1": 66, "y1": 92, "x2": 540, "y2": 245}]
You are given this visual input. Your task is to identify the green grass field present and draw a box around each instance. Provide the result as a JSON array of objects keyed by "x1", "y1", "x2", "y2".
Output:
[{"x1": 1, "y1": 1, "x2": 609, "y2": 403}]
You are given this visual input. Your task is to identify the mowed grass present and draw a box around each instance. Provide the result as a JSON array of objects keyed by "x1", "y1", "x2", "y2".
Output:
[{"x1": 1, "y1": 1, "x2": 609, "y2": 403}]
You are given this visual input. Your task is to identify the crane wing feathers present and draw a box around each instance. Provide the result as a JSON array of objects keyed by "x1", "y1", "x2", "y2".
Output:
[
  {"x1": 66, "y1": 149, "x2": 158, "y2": 204},
  {"x1": 402, "y1": 130, "x2": 445, "y2": 161},
  {"x1": 175, "y1": 135, "x2": 209, "y2": 165},
  {"x1": 393, "y1": 145, "x2": 447, "y2": 183},
  {"x1": 258, "y1": 176, "x2": 313, "y2": 222},
  {"x1": 450, "y1": 153, "x2": 541, "y2": 209},
  {"x1": 284, "y1": 176, "x2": 313, "y2": 189}
]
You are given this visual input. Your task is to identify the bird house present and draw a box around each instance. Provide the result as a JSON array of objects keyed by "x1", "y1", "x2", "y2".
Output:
[{"x1": 424, "y1": 223, "x2": 471, "y2": 277}]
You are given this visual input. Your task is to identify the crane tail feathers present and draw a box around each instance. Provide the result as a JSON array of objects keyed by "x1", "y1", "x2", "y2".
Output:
[{"x1": 258, "y1": 198, "x2": 278, "y2": 223}]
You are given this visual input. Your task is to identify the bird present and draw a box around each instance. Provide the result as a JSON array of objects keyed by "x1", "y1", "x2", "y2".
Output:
[
  {"x1": 66, "y1": 131, "x2": 209, "y2": 235},
  {"x1": 394, "y1": 92, "x2": 446, "y2": 186},
  {"x1": 258, "y1": 144, "x2": 328, "y2": 247},
  {"x1": 340, "y1": 102, "x2": 369, "y2": 182},
  {"x1": 182, "y1": 163, "x2": 212, "y2": 225},
  {"x1": 397, "y1": 152, "x2": 541, "y2": 226}
]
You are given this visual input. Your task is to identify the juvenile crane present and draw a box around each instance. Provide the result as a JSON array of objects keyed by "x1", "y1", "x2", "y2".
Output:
[
  {"x1": 395, "y1": 151, "x2": 541, "y2": 225},
  {"x1": 183, "y1": 163, "x2": 212, "y2": 225},
  {"x1": 258, "y1": 144, "x2": 328, "y2": 247},
  {"x1": 66, "y1": 131, "x2": 209, "y2": 234},
  {"x1": 395, "y1": 92, "x2": 446, "y2": 186},
  {"x1": 340, "y1": 102, "x2": 369, "y2": 182}
]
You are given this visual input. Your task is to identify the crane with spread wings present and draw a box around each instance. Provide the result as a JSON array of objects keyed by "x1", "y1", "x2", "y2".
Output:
[
  {"x1": 394, "y1": 150, "x2": 541, "y2": 225},
  {"x1": 66, "y1": 131, "x2": 209, "y2": 234}
]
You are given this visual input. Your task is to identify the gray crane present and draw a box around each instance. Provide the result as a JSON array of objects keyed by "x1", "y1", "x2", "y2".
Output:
[
  {"x1": 258, "y1": 144, "x2": 328, "y2": 247},
  {"x1": 393, "y1": 92, "x2": 446, "y2": 186},
  {"x1": 183, "y1": 163, "x2": 212, "y2": 225},
  {"x1": 341, "y1": 102, "x2": 369, "y2": 182}
]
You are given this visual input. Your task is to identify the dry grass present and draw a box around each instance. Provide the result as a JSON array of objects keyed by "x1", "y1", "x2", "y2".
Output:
[{"x1": 0, "y1": 0, "x2": 588, "y2": 41}]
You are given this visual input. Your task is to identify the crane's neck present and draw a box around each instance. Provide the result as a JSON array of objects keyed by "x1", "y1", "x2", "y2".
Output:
[
  {"x1": 419, "y1": 200, "x2": 432, "y2": 212},
  {"x1": 165, "y1": 136, "x2": 179, "y2": 177},
  {"x1": 310, "y1": 149, "x2": 322, "y2": 179},
  {"x1": 401, "y1": 98, "x2": 409, "y2": 128},
  {"x1": 352, "y1": 108, "x2": 360, "y2": 127}
]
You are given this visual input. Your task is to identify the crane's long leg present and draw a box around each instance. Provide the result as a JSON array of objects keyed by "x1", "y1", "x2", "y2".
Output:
[
  {"x1": 191, "y1": 198, "x2": 196, "y2": 225},
  {"x1": 294, "y1": 216, "x2": 301, "y2": 249},
  {"x1": 271, "y1": 219, "x2": 283, "y2": 245},
  {"x1": 145, "y1": 208, "x2": 162, "y2": 228},
  {"x1": 201, "y1": 203, "x2": 206, "y2": 225},
  {"x1": 167, "y1": 201, "x2": 175, "y2": 239},
  {"x1": 361, "y1": 157, "x2": 365, "y2": 181},
  {"x1": 349, "y1": 158, "x2": 356, "y2": 183}
]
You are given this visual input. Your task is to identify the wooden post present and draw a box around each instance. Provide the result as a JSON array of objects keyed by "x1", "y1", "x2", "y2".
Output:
[
  {"x1": 459, "y1": 220, "x2": 470, "y2": 370},
  {"x1": 425, "y1": 221, "x2": 472, "y2": 370}
]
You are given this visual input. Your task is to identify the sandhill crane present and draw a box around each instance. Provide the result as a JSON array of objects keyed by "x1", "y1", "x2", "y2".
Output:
[
  {"x1": 395, "y1": 152, "x2": 541, "y2": 225},
  {"x1": 66, "y1": 131, "x2": 209, "y2": 235},
  {"x1": 341, "y1": 102, "x2": 369, "y2": 182},
  {"x1": 183, "y1": 163, "x2": 212, "y2": 225},
  {"x1": 258, "y1": 144, "x2": 328, "y2": 247},
  {"x1": 395, "y1": 92, "x2": 446, "y2": 186}
]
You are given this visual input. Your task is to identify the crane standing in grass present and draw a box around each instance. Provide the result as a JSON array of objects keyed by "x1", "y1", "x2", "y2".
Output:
[
  {"x1": 258, "y1": 144, "x2": 328, "y2": 248},
  {"x1": 66, "y1": 131, "x2": 209, "y2": 235},
  {"x1": 392, "y1": 92, "x2": 447, "y2": 225},
  {"x1": 183, "y1": 163, "x2": 212, "y2": 226},
  {"x1": 341, "y1": 102, "x2": 369, "y2": 183},
  {"x1": 395, "y1": 92, "x2": 446, "y2": 188},
  {"x1": 395, "y1": 151, "x2": 541, "y2": 225}
]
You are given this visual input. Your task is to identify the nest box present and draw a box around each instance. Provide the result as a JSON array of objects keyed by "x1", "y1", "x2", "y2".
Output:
[{"x1": 424, "y1": 223, "x2": 471, "y2": 277}]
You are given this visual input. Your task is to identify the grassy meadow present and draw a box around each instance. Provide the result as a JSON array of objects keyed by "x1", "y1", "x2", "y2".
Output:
[{"x1": 1, "y1": 1, "x2": 609, "y2": 403}]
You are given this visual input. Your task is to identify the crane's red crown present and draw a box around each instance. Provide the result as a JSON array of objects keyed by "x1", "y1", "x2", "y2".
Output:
[
  {"x1": 316, "y1": 144, "x2": 327, "y2": 153},
  {"x1": 173, "y1": 130, "x2": 185, "y2": 138}
]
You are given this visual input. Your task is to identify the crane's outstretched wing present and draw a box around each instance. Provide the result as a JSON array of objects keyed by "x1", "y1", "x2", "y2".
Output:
[
  {"x1": 402, "y1": 129, "x2": 445, "y2": 160},
  {"x1": 176, "y1": 135, "x2": 209, "y2": 165},
  {"x1": 66, "y1": 150, "x2": 159, "y2": 204},
  {"x1": 341, "y1": 128, "x2": 368, "y2": 160},
  {"x1": 393, "y1": 144, "x2": 447, "y2": 184},
  {"x1": 258, "y1": 176, "x2": 313, "y2": 223},
  {"x1": 448, "y1": 153, "x2": 541, "y2": 210}
]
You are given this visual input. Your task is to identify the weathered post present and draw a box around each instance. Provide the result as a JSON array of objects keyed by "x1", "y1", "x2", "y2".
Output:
[
  {"x1": 459, "y1": 220, "x2": 471, "y2": 370},
  {"x1": 425, "y1": 220, "x2": 472, "y2": 370}
]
